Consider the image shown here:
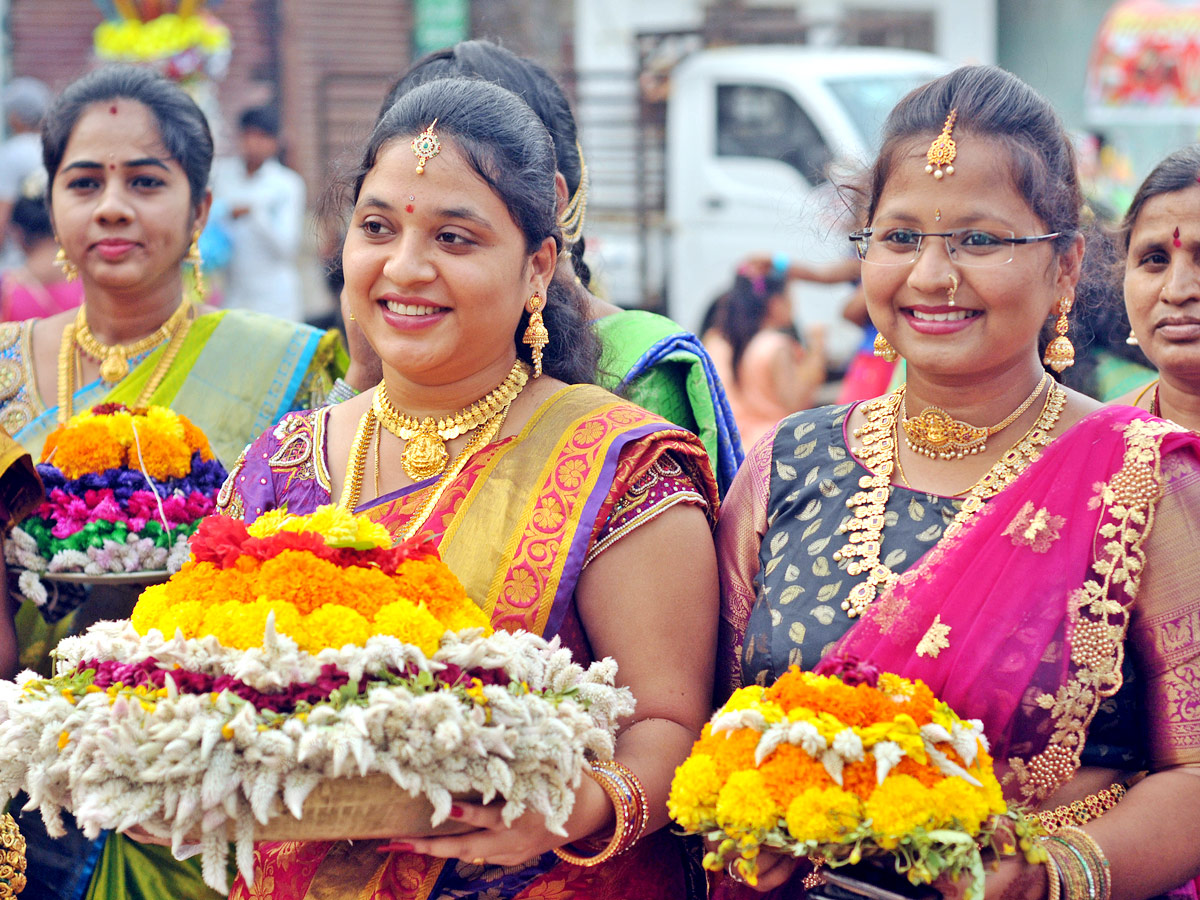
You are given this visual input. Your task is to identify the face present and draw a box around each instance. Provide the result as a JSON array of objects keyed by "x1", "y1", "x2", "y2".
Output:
[
  {"x1": 240, "y1": 128, "x2": 278, "y2": 169},
  {"x1": 1124, "y1": 183, "x2": 1200, "y2": 380},
  {"x1": 342, "y1": 137, "x2": 556, "y2": 385},
  {"x1": 862, "y1": 135, "x2": 1081, "y2": 381},
  {"x1": 50, "y1": 100, "x2": 207, "y2": 297}
]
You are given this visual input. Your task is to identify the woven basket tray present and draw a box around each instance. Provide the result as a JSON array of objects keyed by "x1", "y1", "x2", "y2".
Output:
[{"x1": 255, "y1": 774, "x2": 479, "y2": 841}]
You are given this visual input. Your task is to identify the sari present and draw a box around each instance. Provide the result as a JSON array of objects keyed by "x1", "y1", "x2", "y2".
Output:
[
  {"x1": 716, "y1": 403, "x2": 1200, "y2": 898},
  {"x1": 217, "y1": 383, "x2": 718, "y2": 900},
  {"x1": 594, "y1": 309, "x2": 742, "y2": 497},
  {"x1": 0, "y1": 309, "x2": 345, "y2": 900}
]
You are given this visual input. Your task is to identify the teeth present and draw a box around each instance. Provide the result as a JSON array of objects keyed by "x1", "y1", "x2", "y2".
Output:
[
  {"x1": 911, "y1": 309, "x2": 976, "y2": 322},
  {"x1": 385, "y1": 301, "x2": 440, "y2": 316}
]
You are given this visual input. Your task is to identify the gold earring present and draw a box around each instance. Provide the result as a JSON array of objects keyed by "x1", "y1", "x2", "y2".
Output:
[
  {"x1": 54, "y1": 244, "x2": 79, "y2": 282},
  {"x1": 873, "y1": 332, "x2": 898, "y2": 362},
  {"x1": 522, "y1": 293, "x2": 550, "y2": 377},
  {"x1": 186, "y1": 229, "x2": 205, "y2": 299},
  {"x1": 1043, "y1": 296, "x2": 1075, "y2": 372},
  {"x1": 947, "y1": 271, "x2": 959, "y2": 307},
  {"x1": 1126, "y1": 329, "x2": 1139, "y2": 346}
]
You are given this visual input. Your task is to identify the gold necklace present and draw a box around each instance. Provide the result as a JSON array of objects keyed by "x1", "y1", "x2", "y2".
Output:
[
  {"x1": 835, "y1": 381, "x2": 1066, "y2": 618},
  {"x1": 901, "y1": 373, "x2": 1049, "y2": 459},
  {"x1": 74, "y1": 301, "x2": 192, "y2": 383},
  {"x1": 374, "y1": 360, "x2": 529, "y2": 481}
]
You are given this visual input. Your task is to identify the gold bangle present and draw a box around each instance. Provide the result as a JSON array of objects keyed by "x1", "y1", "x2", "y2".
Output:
[
  {"x1": 1057, "y1": 827, "x2": 1110, "y2": 900},
  {"x1": 1043, "y1": 852, "x2": 1063, "y2": 900},
  {"x1": 552, "y1": 760, "x2": 647, "y2": 867}
]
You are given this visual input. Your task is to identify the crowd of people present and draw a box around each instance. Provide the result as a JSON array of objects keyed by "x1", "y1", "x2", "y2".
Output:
[{"x1": 0, "y1": 35, "x2": 1197, "y2": 900}]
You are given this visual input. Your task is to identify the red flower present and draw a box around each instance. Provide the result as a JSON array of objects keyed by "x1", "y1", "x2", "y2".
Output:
[
  {"x1": 813, "y1": 653, "x2": 881, "y2": 688},
  {"x1": 190, "y1": 515, "x2": 251, "y2": 567}
]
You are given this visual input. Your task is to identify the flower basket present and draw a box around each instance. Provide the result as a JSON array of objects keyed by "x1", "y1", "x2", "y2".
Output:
[
  {"x1": 668, "y1": 656, "x2": 1039, "y2": 897},
  {"x1": 0, "y1": 506, "x2": 632, "y2": 895},
  {"x1": 5, "y1": 404, "x2": 227, "y2": 622}
]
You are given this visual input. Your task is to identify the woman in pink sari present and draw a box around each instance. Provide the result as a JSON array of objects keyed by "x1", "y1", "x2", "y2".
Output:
[
  {"x1": 717, "y1": 66, "x2": 1200, "y2": 900},
  {"x1": 217, "y1": 77, "x2": 719, "y2": 900}
]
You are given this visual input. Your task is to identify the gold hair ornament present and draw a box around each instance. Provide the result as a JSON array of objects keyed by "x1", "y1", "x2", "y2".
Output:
[
  {"x1": 559, "y1": 140, "x2": 589, "y2": 245},
  {"x1": 925, "y1": 109, "x2": 958, "y2": 179},
  {"x1": 411, "y1": 119, "x2": 441, "y2": 174}
]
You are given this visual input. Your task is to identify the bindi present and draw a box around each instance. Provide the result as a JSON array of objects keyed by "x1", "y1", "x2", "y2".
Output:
[
  {"x1": 109, "y1": 105, "x2": 118, "y2": 115},
  {"x1": 1174, "y1": 227, "x2": 1182, "y2": 248},
  {"x1": 405, "y1": 204, "x2": 414, "y2": 213}
]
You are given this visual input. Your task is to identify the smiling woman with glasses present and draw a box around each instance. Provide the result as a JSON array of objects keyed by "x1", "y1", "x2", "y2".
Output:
[{"x1": 712, "y1": 65, "x2": 1200, "y2": 900}]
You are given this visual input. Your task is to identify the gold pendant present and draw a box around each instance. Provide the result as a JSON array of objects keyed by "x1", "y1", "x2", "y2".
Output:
[
  {"x1": 902, "y1": 405, "x2": 989, "y2": 459},
  {"x1": 99, "y1": 351, "x2": 129, "y2": 383},
  {"x1": 401, "y1": 419, "x2": 449, "y2": 481}
]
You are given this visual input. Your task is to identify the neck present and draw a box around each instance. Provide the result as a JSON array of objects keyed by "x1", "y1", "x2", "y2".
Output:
[
  {"x1": 1156, "y1": 374, "x2": 1200, "y2": 433},
  {"x1": 379, "y1": 352, "x2": 521, "y2": 420},
  {"x1": 903, "y1": 357, "x2": 1048, "y2": 425},
  {"x1": 79, "y1": 274, "x2": 185, "y2": 344},
  {"x1": 245, "y1": 159, "x2": 264, "y2": 176}
]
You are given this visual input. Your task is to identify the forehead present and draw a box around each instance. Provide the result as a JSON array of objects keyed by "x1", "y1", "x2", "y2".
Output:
[
  {"x1": 875, "y1": 134, "x2": 1038, "y2": 225},
  {"x1": 1131, "y1": 183, "x2": 1200, "y2": 234},
  {"x1": 361, "y1": 137, "x2": 508, "y2": 212},
  {"x1": 60, "y1": 100, "x2": 173, "y2": 166}
]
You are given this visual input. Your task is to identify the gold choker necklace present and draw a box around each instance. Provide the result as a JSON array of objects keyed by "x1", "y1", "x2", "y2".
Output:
[
  {"x1": 901, "y1": 373, "x2": 1049, "y2": 460},
  {"x1": 373, "y1": 360, "x2": 530, "y2": 481},
  {"x1": 836, "y1": 380, "x2": 1066, "y2": 618},
  {"x1": 74, "y1": 301, "x2": 192, "y2": 383}
]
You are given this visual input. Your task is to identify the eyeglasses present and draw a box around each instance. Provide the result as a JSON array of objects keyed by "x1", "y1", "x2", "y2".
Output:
[{"x1": 849, "y1": 227, "x2": 1061, "y2": 267}]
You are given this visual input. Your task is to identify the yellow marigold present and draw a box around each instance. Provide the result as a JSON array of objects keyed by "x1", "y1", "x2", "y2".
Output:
[
  {"x1": 142, "y1": 406, "x2": 186, "y2": 443},
  {"x1": 49, "y1": 418, "x2": 126, "y2": 477},
  {"x1": 372, "y1": 600, "x2": 445, "y2": 656},
  {"x1": 201, "y1": 600, "x2": 269, "y2": 649},
  {"x1": 440, "y1": 601, "x2": 492, "y2": 635},
  {"x1": 257, "y1": 551, "x2": 350, "y2": 615},
  {"x1": 668, "y1": 753, "x2": 723, "y2": 832},
  {"x1": 130, "y1": 584, "x2": 170, "y2": 636},
  {"x1": 301, "y1": 604, "x2": 371, "y2": 652},
  {"x1": 786, "y1": 786, "x2": 863, "y2": 844},
  {"x1": 246, "y1": 507, "x2": 290, "y2": 538},
  {"x1": 863, "y1": 774, "x2": 937, "y2": 847},
  {"x1": 247, "y1": 504, "x2": 391, "y2": 549},
  {"x1": 694, "y1": 726, "x2": 759, "y2": 779},
  {"x1": 715, "y1": 769, "x2": 781, "y2": 838},
  {"x1": 158, "y1": 599, "x2": 207, "y2": 640},
  {"x1": 932, "y1": 777, "x2": 990, "y2": 834}
]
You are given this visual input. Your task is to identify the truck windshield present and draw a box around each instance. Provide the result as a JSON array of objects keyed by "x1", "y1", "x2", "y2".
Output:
[{"x1": 825, "y1": 73, "x2": 941, "y2": 150}]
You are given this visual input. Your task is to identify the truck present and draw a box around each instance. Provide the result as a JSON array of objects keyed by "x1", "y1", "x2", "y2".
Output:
[{"x1": 579, "y1": 44, "x2": 950, "y2": 363}]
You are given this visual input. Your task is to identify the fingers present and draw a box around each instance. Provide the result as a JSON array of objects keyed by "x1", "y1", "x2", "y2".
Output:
[
  {"x1": 375, "y1": 803, "x2": 545, "y2": 867},
  {"x1": 750, "y1": 853, "x2": 799, "y2": 892}
]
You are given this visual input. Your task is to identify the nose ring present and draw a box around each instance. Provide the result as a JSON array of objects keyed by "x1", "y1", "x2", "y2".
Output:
[{"x1": 947, "y1": 272, "x2": 959, "y2": 306}]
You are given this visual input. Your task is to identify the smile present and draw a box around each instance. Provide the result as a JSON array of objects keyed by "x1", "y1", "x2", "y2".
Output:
[
  {"x1": 384, "y1": 301, "x2": 443, "y2": 316},
  {"x1": 907, "y1": 309, "x2": 980, "y2": 322}
]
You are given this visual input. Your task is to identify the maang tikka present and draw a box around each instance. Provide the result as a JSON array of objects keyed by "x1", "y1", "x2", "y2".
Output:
[
  {"x1": 925, "y1": 109, "x2": 958, "y2": 179},
  {"x1": 412, "y1": 119, "x2": 441, "y2": 174}
]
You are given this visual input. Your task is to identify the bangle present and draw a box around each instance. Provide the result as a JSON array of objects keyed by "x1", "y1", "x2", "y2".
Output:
[
  {"x1": 1058, "y1": 827, "x2": 1110, "y2": 900},
  {"x1": 1043, "y1": 851, "x2": 1063, "y2": 900},
  {"x1": 1040, "y1": 828, "x2": 1111, "y2": 900},
  {"x1": 771, "y1": 252, "x2": 790, "y2": 276},
  {"x1": 553, "y1": 759, "x2": 647, "y2": 868}
]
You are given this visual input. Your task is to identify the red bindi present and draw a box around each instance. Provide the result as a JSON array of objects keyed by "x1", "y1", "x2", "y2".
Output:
[
  {"x1": 1174, "y1": 227, "x2": 1182, "y2": 248},
  {"x1": 108, "y1": 164, "x2": 116, "y2": 171},
  {"x1": 405, "y1": 204, "x2": 414, "y2": 213},
  {"x1": 109, "y1": 105, "x2": 118, "y2": 114}
]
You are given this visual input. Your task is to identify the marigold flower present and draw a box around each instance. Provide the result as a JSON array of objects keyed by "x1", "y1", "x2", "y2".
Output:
[
  {"x1": 786, "y1": 786, "x2": 862, "y2": 843},
  {"x1": 668, "y1": 753, "x2": 722, "y2": 831},
  {"x1": 373, "y1": 600, "x2": 444, "y2": 656},
  {"x1": 715, "y1": 769, "x2": 780, "y2": 837},
  {"x1": 301, "y1": 604, "x2": 370, "y2": 652}
]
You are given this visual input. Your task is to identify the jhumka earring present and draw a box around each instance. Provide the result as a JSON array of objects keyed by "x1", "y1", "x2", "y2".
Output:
[
  {"x1": 54, "y1": 244, "x2": 79, "y2": 282},
  {"x1": 873, "y1": 332, "x2": 899, "y2": 362},
  {"x1": 411, "y1": 119, "x2": 441, "y2": 174},
  {"x1": 186, "y1": 228, "x2": 205, "y2": 299},
  {"x1": 523, "y1": 293, "x2": 550, "y2": 377},
  {"x1": 1043, "y1": 296, "x2": 1075, "y2": 372},
  {"x1": 946, "y1": 271, "x2": 959, "y2": 307},
  {"x1": 925, "y1": 109, "x2": 958, "y2": 179},
  {"x1": 1126, "y1": 329, "x2": 1139, "y2": 346}
]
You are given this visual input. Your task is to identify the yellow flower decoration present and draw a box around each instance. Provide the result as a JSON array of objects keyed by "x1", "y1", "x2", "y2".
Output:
[
  {"x1": 668, "y1": 754, "x2": 722, "y2": 832},
  {"x1": 715, "y1": 769, "x2": 780, "y2": 838},
  {"x1": 786, "y1": 786, "x2": 863, "y2": 844}
]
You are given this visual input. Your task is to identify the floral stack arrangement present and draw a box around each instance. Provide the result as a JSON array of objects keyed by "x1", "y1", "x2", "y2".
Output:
[
  {"x1": 5, "y1": 404, "x2": 227, "y2": 614},
  {"x1": 0, "y1": 505, "x2": 632, "y2": 894},
  {"x1": 668, "y1": 657, "x2": 1039, "y2": 896}
]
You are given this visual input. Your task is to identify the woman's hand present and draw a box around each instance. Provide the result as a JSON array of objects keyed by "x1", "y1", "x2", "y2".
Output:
[
  {"x1": 122, "y1": 824, "x2": 173, "y2": 847},
  {"x1": 744, "y1": 848, "x2": 799, "y2": 891},
  {"x1": 934, "y1": 854, "x2": 1044, "y2": 900},
  {"x1": 375, "y1": 802, "x2": 576, "y2": 868}
]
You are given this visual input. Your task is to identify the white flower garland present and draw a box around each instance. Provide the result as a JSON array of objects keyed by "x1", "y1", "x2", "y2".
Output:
[{"x1": 0, "y1": 620, "x2": 633, "y2": 893}]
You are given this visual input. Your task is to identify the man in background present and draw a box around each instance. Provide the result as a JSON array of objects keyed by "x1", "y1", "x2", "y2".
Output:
[
  {"x1": 211, "y1": 105, "x2": 306, "y2": 320},
  {"x1": 0, "y1": 77, "x2": 51, "y2": 273}
]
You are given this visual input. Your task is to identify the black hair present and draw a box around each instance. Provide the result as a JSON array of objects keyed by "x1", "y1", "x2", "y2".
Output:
[
  {"x1": 10, "y1": 194, "x2": 53, "y2": 244},
  {"x1": 713, "y1": 272, "x2": 793, "y2": 383},
  {"x1": 1119, "y1": 144, "x2": 1200, "y2": 252},
  {"x1": 858, "y1": 66, "x2": 1082, "y2": 258},
  {"x1": 382, "y1": 40, "x2": 592, "y2": 287},
  {"x1": 42, "y1": 64, "x2": 213, "y2": 208},
  {"x1": 345, "y1": 77, "x2": 599, "y2": 385},
  {"x1": 239, "y1": 105, "x2": 280, "y2": 137}
]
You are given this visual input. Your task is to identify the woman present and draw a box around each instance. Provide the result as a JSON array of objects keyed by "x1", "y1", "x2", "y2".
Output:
[
  {"x1": 717, "y1": 66, "x2": 1200, "y2": 898},
  {"x1": 4, "y1": 65, "x2": 349, "y2": 900},
  {"x1": 1119, "y1": 145, "x2": 1200, "y2": 432},
  {"x1": 372, "y1": 39, "x2": 743, "y2": 495},
  {"x1": 0, "y1": 184, "x2": 84, "y2": 321},
  {"x1": 219, "y1": 77, "x2": 719, "y2": 900},
  {"x1": 702, "y1": 267, "x2": 825, "y2": 447}
]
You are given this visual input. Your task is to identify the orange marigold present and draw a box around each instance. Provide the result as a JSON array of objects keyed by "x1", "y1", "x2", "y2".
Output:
[
  {"x1": 180, "y1": 417, "x2": 214, "y2": 459},
  {"x1": 337, "y1": 566, "x2": 405, "y2": 620},
  {"x1": 757, "y1": 743, "x2": 832, "y2": 808},
  {"x1": 392, "y1": 559, "x2": 467, "y2": 615},
  {"x1": 50, "y1": 419, "x2": 126, "y2": 478},
  {"x1": 693, "y1": 727, "x2": 759, "y2": 779},
  {"x1": 135, "y1": 428, "x2": 193, "y2": 481},
  {"x1": 257, "y1": 551, "x2": 349, "y2": 615}
]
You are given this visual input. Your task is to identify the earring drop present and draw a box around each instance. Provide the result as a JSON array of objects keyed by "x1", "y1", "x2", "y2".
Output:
[
  {"x1": 873, "y1": 332, "x2": 898, "y2": 362},
  {"x1": 54, "y1": 245, "x2": 79, "y2": 282},
  {"x1": 522, "y1": 293, "x2": 550, "y2": 377},
  {"x1": 185, "y1": 229, "x2": 204, "y2": 299},
  {"x1": 1043, "y1": 296, "x2": 1075, "y2": 372},
  {"x1": 1126, "y1": 330, "x2": 1138, "y2": 346}
]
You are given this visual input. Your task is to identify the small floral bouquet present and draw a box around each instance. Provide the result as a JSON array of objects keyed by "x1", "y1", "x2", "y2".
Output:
[
  {"x1": 92, "y1": 2, "x2": 232, "y2": 82},
  {"x1": 5, "y1": 404, "x2": 227, "y2": 618},
  {"x1": 0, "y1": 505, "x2": 632, "y2": 894},
  {"x1": 668, "y1": 657, "x2": 1037, "y2": 897}
]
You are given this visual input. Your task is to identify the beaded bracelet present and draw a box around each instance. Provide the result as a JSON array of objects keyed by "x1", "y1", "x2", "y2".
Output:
[{"x1": 553, "y1": 759, "x2": 648, "y2": 868}]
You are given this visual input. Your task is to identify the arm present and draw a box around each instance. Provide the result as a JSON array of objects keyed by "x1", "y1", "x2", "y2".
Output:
[
  {"x1": 391, "y1": 502, "x2": 719, "y2": 865},
  {"x1": 240, "y1": 171, "x2": 306, "y2": 261}
]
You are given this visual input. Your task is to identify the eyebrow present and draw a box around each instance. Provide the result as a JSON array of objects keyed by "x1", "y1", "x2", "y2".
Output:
[
  {"x1": 437, "y1": 206, "x2": 495, "y2": 231},
  {"x1": 61, "y1": 157, "x2": 172, "y2": 173}
]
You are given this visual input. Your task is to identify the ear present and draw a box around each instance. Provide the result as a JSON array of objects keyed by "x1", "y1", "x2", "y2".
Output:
[
  {"x1": 526, "y1": 235, "x2": 558, "y2": 300},
  {"x1": 553, "y1": 172, "x2": 569, "y2": 218},
  {"x1": 191, "y1": 188, "x2": 214, "y2": 235},
  {"x1": 1054, "y1": 232, "x2": 1085, "y2": 300}
]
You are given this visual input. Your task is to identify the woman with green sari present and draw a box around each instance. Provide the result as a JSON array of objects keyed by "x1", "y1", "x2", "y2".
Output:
[{"x1": 1, "y1": 65, "x2": 346, "y2": 900}]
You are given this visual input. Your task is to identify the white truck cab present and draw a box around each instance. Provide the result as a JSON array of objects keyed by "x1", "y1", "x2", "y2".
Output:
[{"x1": 662, "y1": 46, "x2": 949, "y2": 360}]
